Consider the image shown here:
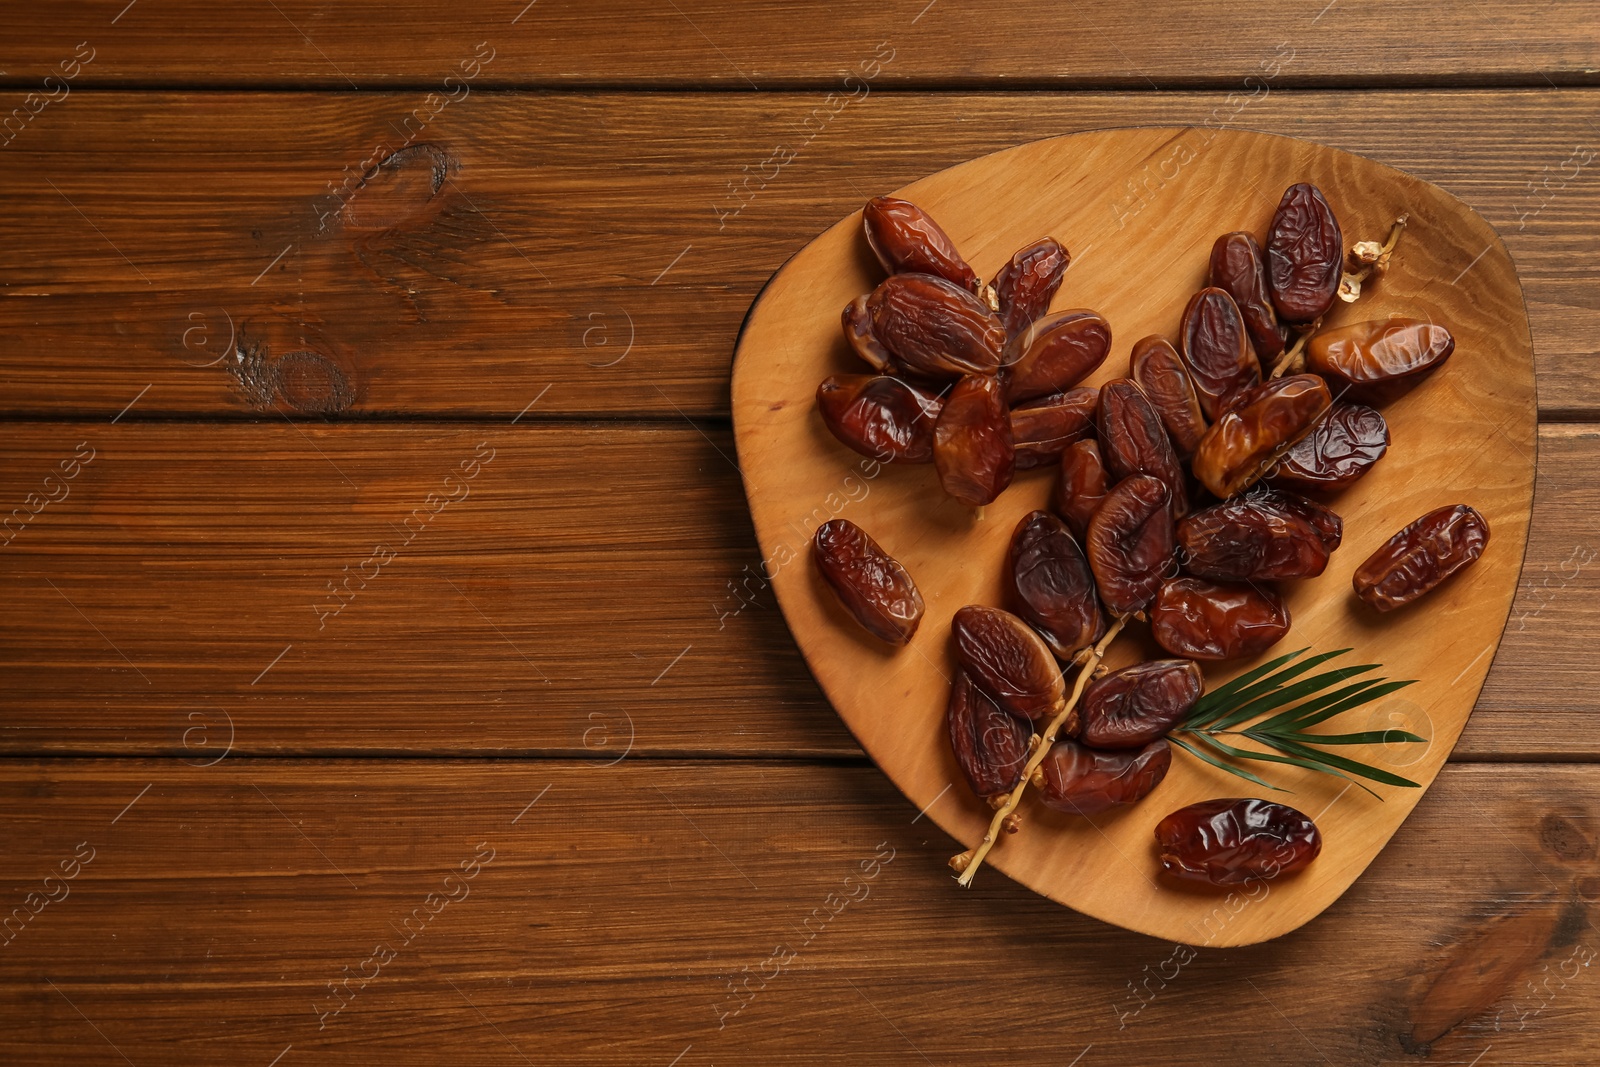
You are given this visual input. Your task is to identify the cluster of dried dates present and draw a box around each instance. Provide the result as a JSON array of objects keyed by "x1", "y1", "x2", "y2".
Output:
[{"x1": 810, "y1": 186, "x2": 1491, "y2": 889}]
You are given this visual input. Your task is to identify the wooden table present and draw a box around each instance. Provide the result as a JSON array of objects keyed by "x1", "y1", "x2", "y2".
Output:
[{"x1": 2, "y1": 3, "x2": 1597, "y2": 1062}]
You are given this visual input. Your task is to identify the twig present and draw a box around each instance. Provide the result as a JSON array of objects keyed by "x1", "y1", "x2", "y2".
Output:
[{"x1": 950, "y1": 616, "x2": 1127, "y2": 887}]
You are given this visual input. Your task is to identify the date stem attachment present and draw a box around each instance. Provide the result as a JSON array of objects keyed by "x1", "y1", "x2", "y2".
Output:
[
  {"x1": 950, "y1": 615, "x2": 1128, "y2": 887},
  {"x1": 1270, "y1": 214, "x2": 1409, "y2": 380}
]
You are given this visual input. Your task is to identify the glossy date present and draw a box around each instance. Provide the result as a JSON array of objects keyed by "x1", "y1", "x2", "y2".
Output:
[
  {"x1": 1352, "y1": 504, "x2": 1490, "y2": 612},
  {"x1": 1131, "y1": 335, "x2": 1208, "y2": 459},
  {"x1": 1007, "y1": 510, "x2": 1106, "y2": 661},
  {"x1": 1176, "y1": 491, "x2": 1335, "y2": 581},
  {"x1": 1079, "y1": 659, "x2": 1204, "y2": 749},
  {"x1": 1011, "y1": 387, "x2": 1098, "y2": 470},
  {"x1": 1269, "y1": 402, "x2": 1389, "y2": 491},
  {"x1": 870, "y1": 273, "x2": 1006, "y2": 382},
  {"x1": 813, "y1": 519, "x2": 925, "y2": 645},
  {"x1": 1181, "y1": 286, "x2": 1259, "y2": 420},
  {"x1": 1052, "y1": 439, "x2": 1109, "y2": 541},
  {"x1": 862, "y1": 196, "x2": 980, "y2": 293},
  {"x1": 934, "y1": 373, "x2": 1016, "y2": 505},
  {"x1": 947, "y1": 668, "x2": 1032, "y2": 803},
  {"x1": 993, "y1": 237, "x2": 1069, "y2": 338},
  {"x1": 951, "y1": 605, "x2": 1066, "y2": 723},
  {"x1": 1266, "y1": 182, "x2": 1343, "y2": 323},
  {"x1": 1155, "y1": 797, "x2": 1321, "y2": 886},
  {"x1": 1004, "y1": 310, "x2": 1112, "y2": 404},
  {"x1": 1150, "y1": 576, "x2": 1290, "y2": 661},
  {"x1": 1306, "y1": 317, "x2": 1455, "y2": 404},
  {"x1": 1086, "y1": 474, "x2": 1176, "y2": 619},
  {"x1": 816, "y1": 374, "x2": 942, "y2": 464},
  {"x1": 1192, "y1": 374, "x2": 1331, "y2": 498},
  {"x1": 1097, "y1": 378, "x2": 1189, "y2": 518},
  {"x1": 1038, "y1": 738, "x2": 1172, "y2": 815},
  {"x1": 1209, "y1": 231, "x2": 1289, "y2": 361}
]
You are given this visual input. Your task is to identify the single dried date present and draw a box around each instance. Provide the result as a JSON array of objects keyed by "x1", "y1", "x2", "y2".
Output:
[
  {"x1": 1156, "y1": 797, "x2": 1321, "y2": 886},
  {"x1": 1209, "y1": 232, "x2": 1289, "y2": 362},
  {"x1": 947, "y1": 668, "x2": 1032, "y2": 803},
  {"x1": 951, "y1": 605, "x2": 1066, "y2": 723},
  {"x1": 1038, "y1": 738, "x2": 1172, "y2": 815},
  {"x1": 870, "y1": 274, "x2": 1006, "y2": 382},
  {"x1": 1131, "y1": 336, "x2": 1208, "y2": 459},
  {"x1": 993, "y1": 237, "x2": 1069, "y2": 338},
  {"x1": 1306, "y1": 317, "x2": 1455, "y2": 404},
  {"x1": 1269, "y1": 402, "x2": 1389, "y2": 491},
  {"x1": 862, "y1": 196, "x2": 980, "y2": 293},
  {"x1": 813, "y1": 519, "x2": 925, "y2": 645},
  {"x1": 816, "y1": 374, "x2": 942, "y2": 464},
  {"x1": 1011, "y1": 387, "x2": 1098, "y2": 471},
  {"x1": 1079, "y1": 659, "x2": 1204, "y2": 749},
  {"x1": 1176, "y1": 493, "x2": 1332, "y2": 581},
  {"x1": 1004, "y1": 310, "x2": 1112, "y2": 404},
  {"x1": 1150, "y1": 576, "x2": 1290, "y2": 661},
  {"x1": 1007, "y1": 510, "x2": 1106, "y2": 661},
  {"x1": 841, "y1": 294, "x2": 895, "y2": 373},
  {"x1": 1097, "y1": 378, "x2": 1189, "y2": 518},
  {"x1": 934, "y1": 374, "x2": 1015, "y2": 505},
  {"x1": 1180, "y1": 287, "x2": 1259, "y2": 420},
  {"x1": 1086, "y1": 474, "x2": 1176, "y2": 619},
  {"x1": 1266, "y1": 182, "x2": 1343, "y2": 323},
  {"x1": 1052, "y1": 439, "x2": 1109, "y2": 541},
  {"x1": 1192, "y1": 374, "x2": 1331, "y2": 498},
  {"x1": 1353, "y1": 504, "x2": 1490, "y2": 612}
]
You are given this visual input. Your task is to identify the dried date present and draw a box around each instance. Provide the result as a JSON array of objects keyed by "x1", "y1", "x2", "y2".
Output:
[
  {"x1": 816, "y1": 374, "x2": 942, "y2": 464},
  {"x1": 862, "y1": 196, "x2": 980, "y2": 293},
  {"x1": 1156, "y1": 797, "x2": 1321, "y2": 886},
  {"x1": 1176, "y1": 493, "x2": 1332, "y2": 581},
  {"x1": 1131, "y1": 336, "x2": 1209, "y2": 459},
  {"x1": 993, "y1": 237, "x2": 1069, "y2": 338},
  {"x1": 1097, "y1": 378, "x2": 1189, "y2": 518},
  {"x1": 1007, "y1": 510, "x2": 1107, "y2": 660},
  {"x1": 813, "y1": 519, "x2": 925, "y2": 645},
  {"x1": 1004, "y1": 310, "x2": 1112, "y2": 404},
  {"x1": 934, "y1": 374, "x2": 1016, "y2": 505},
  {"x1": 951, "y1": 605, "x2": 1066, "y2": 723},
  {"x1": 1181, "y1": 287, "x2": 1259, "y2": 420},
  {"x1": 1052, "y1": 439, "x2": 1109, "y2": 541},
  {"x1": 1011, "y1": 387, "x2": 1098, "y2": 470},
  {"x1": 841, "y1": 293, "x2": 895, "y2": 373},
  {"x1": 1209, "y1": 232, "x2": 1289, "y2": 362},
  {"x1": 1038, "y1": 738, "x2": 1172, "y2": 815},
  {"x1": 1079, "y1": 659, "x2": 1204, "y2": 749},
  {"x1": 947, "y1": 668, "x2": 1032, "y2": 803},
  {"x1": 1269, "y1": 402, "x2": 1389, "y2": 491},
  {"x1": 1150, "y1": 576, "x2": 1290, "y2": 661},
  {"x1": 1086, "y1": 474, "x2": 1176, "y2": 619},
  {"x1": 1307, "y1": 317, "x2": 1455, "y2": 404},
  {"x1": 1266, "y1": 182, "x2": 1343, "y2": 323},
  {"x1": 869, "y1": 274, "x2": 1006, "y2": 382},
  {"x1": 1192, "y1": 374, "x2": 1331, "y2": 498},
  {"x1": 1353, "y1": 504, "x2": 1490, "y2": 612}
]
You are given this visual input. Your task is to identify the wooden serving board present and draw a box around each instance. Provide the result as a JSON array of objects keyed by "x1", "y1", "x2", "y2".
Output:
[{"x1": 729, "y1": 126, "x2": 1535, "y2": 945}]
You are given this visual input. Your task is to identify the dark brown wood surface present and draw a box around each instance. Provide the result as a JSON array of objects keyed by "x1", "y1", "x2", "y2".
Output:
[{"x1": 3, "y1": 1, "x2": 1599, "y2": 1061}]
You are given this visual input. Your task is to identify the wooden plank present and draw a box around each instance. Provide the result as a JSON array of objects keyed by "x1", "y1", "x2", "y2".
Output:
[
  {"x1": 0, "y1": 90, "x2": 1596, "y2": 418},
  {"x1": 0, "y1": 759, "x2": 1596, "y2": 1064},
  {"x1": 0, "y1": 421, "x2": 1593, "y2": 759},
  {"x1": 3, "y1": 1, "x2": 1597, "y2": 88}
]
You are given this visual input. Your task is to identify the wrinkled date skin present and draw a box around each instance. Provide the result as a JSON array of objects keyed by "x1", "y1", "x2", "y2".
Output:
[
  {"x1": 1150, "y1": 576, "x2": 1290, "y2": 661},
  {"x1": 1097, "y1": 378, "x2": 1189, "y2": 518},
  {"x1": 817, "y1": 374, "x2": 942, "y2": 464},
  {"x1": 813, "y1": 519, "x2": 925, "y2": 645},
  {"x1": 1007, "y1": 510, "x2": 1107, "y2": 660},
  {"x1": 993, "y1": 237, "x2": 1069, "y2": 338},
  {"x1": 1011, "y1": 387, "x2": 1098, "y2": 471},
  {"x1": 1131, "y1": 336, "x2": 1208, "y2": 459},
  {"x1": 862, "y1": 196, "x2": 980, "y2": 293},
  {"x1": 1181, "y1": 287, "x2": 1260, "y2": 420},
  {"x1": 1176, "y1": 493, "x2": 1333, "y2": 581},
  {"x1": 841, "y1": 294, "x2": 895, "y2": 373},
  {"x1": 1307, "y1": 317, "x2": 1455, "y2": 405},
  {"x1": 934, "y1": 374, "x2": 1016, "y2": 505},
  {"x1": 1353, "y1": 504, "x2": 1490, "y2": 612},
  {"x1": 1038, "y1": 738, "x2": 1172, "y2": 815},
  {"x1": 951, "y1": 605, "x2": 1066, "y2": 723},
  {"x1": 1270, "y1": 402, "x2": 1389, "y2": 491},
  {"x1": 870, "y1": 273, "x2": 1006, "y2": 382},
  {"x1": 1265, "y1": 488, "x2": 1343, "y2": 552},
  {"x1": 1266, "y1": 182, "x2": 1343, "y2": 323},
  {"x1": 1086, "y1": 474, "x2": 1176, "y2": 619},
  {"x1": 947, "y1": 668, "x2": 1032, "y2": 802},
  {"x1": 1193, "y1": 374, "x2": 1331, "y2": 498},
  {"x1": 1004, "y1": 310, "x2": 1112, "y2": 404},
  {"x1": 1209, "y1": 232, "x2": 1289, "y2": 362},
  {"x1": 1156, "y1": 797, "x2": 1321, "y2": 886},
  {"x1": 1052, "y1": 439, "x2": 1109, "y2": 541},
  {"x1": 1079, "y1": 659, "x2": 1204, "y2": 749}
]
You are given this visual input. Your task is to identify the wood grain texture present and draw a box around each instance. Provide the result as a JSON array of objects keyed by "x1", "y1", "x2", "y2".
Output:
[
  {"x1": 3, "y1": 0, "x2": 1597, "y2": 87},
  {"x1": 0, "y1": 420, "x2": 1593, "y2": 760},
  {"x1": 0, "y1": 759, "x2": 1596, "y2": 1064},
  {"x1": 732, "y1": 126, "x2": 1536, "y2": 941},
  {"x1": 1, "y1": 91, "x2": 1597, "y2": 417}
]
